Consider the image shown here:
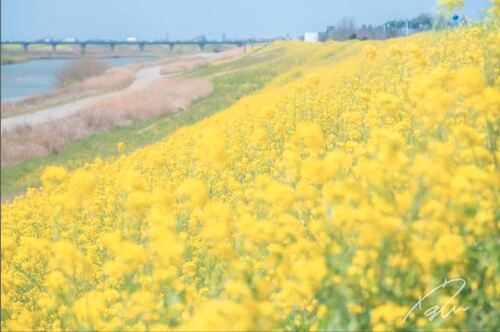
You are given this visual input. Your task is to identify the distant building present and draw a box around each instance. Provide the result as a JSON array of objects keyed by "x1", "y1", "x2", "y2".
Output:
[
  {"x1": 126, "y1": 37, "x2": 137, "y2": 42},
  {"x1": 304, "y1": 32, "x2": 319, "y2": 43}
]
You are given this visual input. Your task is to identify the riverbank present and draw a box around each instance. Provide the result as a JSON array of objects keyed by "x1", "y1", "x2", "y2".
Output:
[
  {"x1": 1, "y1": 51, "x2": 238, "y2": 119},
  {"x1": 1, "y1": 54, "x2": 32, "y2": 65},
  {"x1": 1, "y1": 55, "x2": 164, "y2": 103},
  {"x1": 1, "y1": 49, "x2": 242, "y2": 167},
  {"x1": 1, "y1": 66, "x2": 136, "y2": 117}
]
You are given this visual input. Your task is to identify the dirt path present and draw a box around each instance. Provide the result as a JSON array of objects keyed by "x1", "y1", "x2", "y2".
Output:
[
  {"x1": 1, "y1": 49, "x2": 242, "y2": 133},
  {"x1": 1, "y1": 65, "x2": 163, "y2": 133}
]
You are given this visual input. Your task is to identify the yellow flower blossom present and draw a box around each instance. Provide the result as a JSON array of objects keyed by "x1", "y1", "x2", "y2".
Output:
[{"x1": 1, "y1": 14, "x2": 498, "y2": 331}]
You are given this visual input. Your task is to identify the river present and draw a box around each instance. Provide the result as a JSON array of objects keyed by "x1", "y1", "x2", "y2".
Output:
[{"x1": 1, "y1": 56, "x2": 157, "y2": 102}]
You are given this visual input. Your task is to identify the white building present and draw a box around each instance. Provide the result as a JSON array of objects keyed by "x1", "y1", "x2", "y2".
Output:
[
  {"x1": 126, "y1": 37, "x2": 137, "y2": 42},
  {"x1": 304, "y1": 32, "x2": 319, "y2": 43}
]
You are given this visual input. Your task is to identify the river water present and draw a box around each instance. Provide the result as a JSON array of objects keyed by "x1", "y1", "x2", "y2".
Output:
[{"x1": 1, "y1": 56, "x2": 157, "y2": 102}]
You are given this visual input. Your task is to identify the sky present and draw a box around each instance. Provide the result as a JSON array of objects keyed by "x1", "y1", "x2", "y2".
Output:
[{"x1": 1, "y1": 0, "x2": 492, "y2": 41}]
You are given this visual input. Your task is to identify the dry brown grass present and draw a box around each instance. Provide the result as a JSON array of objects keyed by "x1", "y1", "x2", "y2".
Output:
[
  {"x1": 1, "y1": 77, "x2": 212, "y2": 165},
  {"x1": 80, "y1": 76, "x2": 212, "y2": 127},
  {"x1": 1, "y1": 67, "x2": 135, "y2": 117},
  {"x1": 161, "y1": 57, "x2": 210, "y2": 74},
  {"x1": 160, "y1": 48, "x2": 244, "y2": 74}
]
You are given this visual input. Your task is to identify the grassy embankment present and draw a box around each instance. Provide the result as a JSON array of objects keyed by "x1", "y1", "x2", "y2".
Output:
[{"x1": 1, "y1": 43, "x2": 325, "y2": 197}]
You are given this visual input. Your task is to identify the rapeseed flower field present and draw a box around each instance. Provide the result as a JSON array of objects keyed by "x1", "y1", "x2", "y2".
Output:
[{"x1": 1, "y1": 6, "x2": 499, "y2": 331}]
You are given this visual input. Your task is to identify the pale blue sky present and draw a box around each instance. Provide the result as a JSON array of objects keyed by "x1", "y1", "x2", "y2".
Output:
[{"x1": 1, "y1": 0, "x2": 491, "y2": 41}]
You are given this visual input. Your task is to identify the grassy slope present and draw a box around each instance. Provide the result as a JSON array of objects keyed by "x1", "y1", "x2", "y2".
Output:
[{"x1": 1, "y1": 44, "x2": 304, "y2": 198}]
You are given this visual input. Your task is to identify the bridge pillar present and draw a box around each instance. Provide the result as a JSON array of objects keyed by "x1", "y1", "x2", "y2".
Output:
[
  {"x1": 110, "y1": 44, "x2": 115, "y2": 52},
  {"x1": 139, "y1": 43, "x2": 145, "y2": 52},
  {"x1": 169, "y1": 43, "x2": 174, "y2": 51},
  {"x1": 198, "y1": 43, "x2": 206, "y2": 51},
  {"x1": 22, "y1": 43, "x2": 29, "y2": 53},
  {"x1": 80, "y1": 43, "x2": 87, "y2": 54},
  {"x1": 51, "y1": 43, "x2": 57, "y2": 52}
]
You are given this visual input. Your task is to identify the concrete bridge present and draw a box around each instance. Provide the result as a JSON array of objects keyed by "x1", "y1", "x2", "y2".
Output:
[{"x1": 1, "y1": 39, "x2": 274, "y2": 53}]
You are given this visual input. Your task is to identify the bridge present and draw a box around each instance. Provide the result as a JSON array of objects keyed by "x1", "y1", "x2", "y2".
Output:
[{"x1": 1, "y1": 39, "x2": 275, "y2": 53}]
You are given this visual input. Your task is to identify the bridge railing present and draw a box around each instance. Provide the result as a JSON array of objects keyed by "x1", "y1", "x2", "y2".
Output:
[{"x1": 1, "y1": 39, "x2": 277, "y2": 53}]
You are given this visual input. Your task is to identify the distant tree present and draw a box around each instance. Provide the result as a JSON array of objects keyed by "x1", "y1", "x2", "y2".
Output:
[
  {"x1": 339, "y1": 17, "x2": 356, "y2": 31},
  {"x1": 333, "y1": 17, "x2": 356, "y2": 40},
  {"x1": 410, "y1": 13, "x2": 433, "y2": 29},
  {"x1": 56, "y1": 59, "x2": 110, "y2": 87}
]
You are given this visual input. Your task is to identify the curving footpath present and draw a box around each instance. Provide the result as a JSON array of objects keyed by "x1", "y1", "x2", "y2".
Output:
[
  {"x1": 1, "y1": 65, "x2": 163, "y2": 133},
  {"x1": 1, "y1": 50, "x2": 238, "y2": 133}
]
